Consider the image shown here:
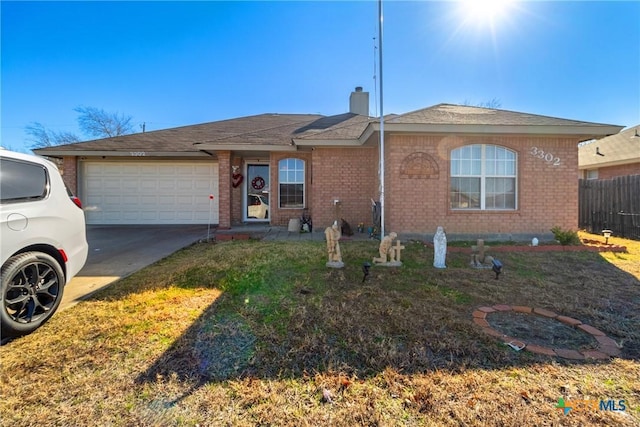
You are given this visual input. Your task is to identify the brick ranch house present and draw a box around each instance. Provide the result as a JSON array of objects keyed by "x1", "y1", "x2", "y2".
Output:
[
  {"x1": 578, "y1": 125, "x2": 640, "y2": 180},
  {"x1": 35, "y1": 88, "x2": 623, "y2": 239}
]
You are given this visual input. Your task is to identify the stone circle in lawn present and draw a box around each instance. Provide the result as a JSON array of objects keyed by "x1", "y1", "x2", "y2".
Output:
[{"x1": 473, "y1": 305, "x2": 621, "y2": 360}]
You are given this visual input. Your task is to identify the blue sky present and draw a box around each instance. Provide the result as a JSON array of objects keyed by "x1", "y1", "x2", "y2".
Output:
[{"x1": 2, "y1": 1, "x2": 639, "y2": 153}]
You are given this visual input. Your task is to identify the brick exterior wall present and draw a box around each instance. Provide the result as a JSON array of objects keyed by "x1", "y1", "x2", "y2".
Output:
[
  {"x1": 221, "y1": 134, "x2": 583, "y2": 236},
  {"x1": 217, "y1": 151, "x2": 231, "y2": 229},
  {"x1": 61, "y1": 132, "x2": 587, "y2": 235},
  {"x1": 310, "y1": 147, "x2": 378, "y2": 230},
  {"x1": 230, "y1": 155, "x2": 244, "y2": 225},
  {"x1": 227, "y1": 148, "x2": 379, "y2": 230},
  {"x1": 61, "y1": 156, "x2": 78, "y2": 194},
  {"x1": 381, "y1": 134, "x2": 580, "y2": 236},
  {"x1": 593, "y1": 163, "x2": 640, "y2": 179}
]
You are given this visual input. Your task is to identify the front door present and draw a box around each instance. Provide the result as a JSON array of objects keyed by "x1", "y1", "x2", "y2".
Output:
[{"x1": 245, "y1": 163, "x2": 270, "y2": 222}]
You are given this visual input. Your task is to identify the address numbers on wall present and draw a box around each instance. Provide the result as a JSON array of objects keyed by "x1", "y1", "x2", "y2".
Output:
[{"x1": 530, "y1": 147, "x2": 561, "y2": 166}]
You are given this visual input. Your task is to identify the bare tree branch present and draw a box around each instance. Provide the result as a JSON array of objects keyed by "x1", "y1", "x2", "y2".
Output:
[
  {"x1": 74, "y1": 106, "x2": 134, "y2": 138},
  {"x1": 25, "y1": 122, "x2": 81, "y2": 148},
  {"x1": 462, "y1": 98, "x2": 502, "y2": 109}
]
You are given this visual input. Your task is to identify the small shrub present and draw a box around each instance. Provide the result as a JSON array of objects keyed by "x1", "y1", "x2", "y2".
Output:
[{"x1": 551, "y1": 226, "x2": 580, "y2": 246}]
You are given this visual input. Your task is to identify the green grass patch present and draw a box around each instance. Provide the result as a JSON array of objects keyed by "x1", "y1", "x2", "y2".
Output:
[{"x1": 1, "y1": 238, "x2": 639, "y2": 426}]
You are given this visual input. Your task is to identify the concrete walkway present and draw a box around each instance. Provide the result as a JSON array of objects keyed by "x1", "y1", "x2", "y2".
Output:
[{"x1": 60, "y1": 225, "x2": 209, "y2": 311}]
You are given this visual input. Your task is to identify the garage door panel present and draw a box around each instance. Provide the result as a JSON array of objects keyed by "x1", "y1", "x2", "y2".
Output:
[
  {"x1": 194, "y1": 212, "x2": 211, "y2": 221},
  {"x1": 158, "y1": 180, "x2": 176, "y2": 190},
  {"x1": 194, "y1": 180, "x2": 212, "y2": 190},
  {"x1": 103, "y1": 211, "x2": 125, "y2": 221},
  {"x1": 121, "y1": 212, "x2": 140, "y2": 221},
  {"x1": 177, "y1": 195, "x2": 194, "y2": 204},
  {"x1": 140, "y1": 211, "x2": 158, "y2": 221},
  {"x1": 161, "y1": 165, "x2": 176, "y2": 174},
  {"x1": 104, "y1": 195, "x2": 121, "y2": 204},
  {"x1": 82, "y1": 161, "x2": 219, "y2": 225},
  {"x1": 85, "y1": 195, "x2": 102, "y2": 205},
  {"x1": 85, "y1": 164, "x2": 104, "y2": 174},
  {"x1": 139, "y1": 166, "x2": 158, "y2": 175},
  {"x1": 193, "y1": 165, "x2": 213, "y2": 174},
  {"x1": 176, "y1": 211, "x2": 194, "y2": 220},
  {"x1": 122, "y1": 195, "x2": 138, "y2": 204},
  {"x1": 102, "y1": 180, "x2": 122, "y2": 190},
  {"x1": 140, "y1": 179, "x2": 158, "y2": 190},
  {"x1": 140, "y1": 195, "x2": 158, "y2": 206},
  {"x1": 122, "y1": 180, "x2": 139, "y2": 190},
  {"x1": 176, "y1": 179, "x2": 195, "y2": 190}
]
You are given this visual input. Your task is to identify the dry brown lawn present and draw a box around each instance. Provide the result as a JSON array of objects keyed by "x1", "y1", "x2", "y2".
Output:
[{"x1": 1, "y1": 231, "x2": 639, "y2": 426}]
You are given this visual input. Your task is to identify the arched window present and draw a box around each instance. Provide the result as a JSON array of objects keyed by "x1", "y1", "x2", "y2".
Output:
[
  {"x1": 279, "y1": 158, "x2": 305, "y2": 208},
  {"x1": 450, "y1": 145, "x2": 517, "y2": 210}
]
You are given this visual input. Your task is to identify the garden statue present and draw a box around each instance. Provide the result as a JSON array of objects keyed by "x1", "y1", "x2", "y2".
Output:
[
  {"x1": 301, "y1": 208, "x2": 312, "y2": 232},
  {"x1": 433, "y1": 226, "x2": 447, "y2": 268},
  {"x1": 470, "y1": 239, "x2": 494, "y2": 268},
  {"x1": 324, "y1": 221, "x2": 344, "y2": 268},
  {"x1": 340, "y1": 218, "x2": 354, "y2": 236},
  {"x1": 373, "y1": 232, "x2": 402, "y2": 266}
]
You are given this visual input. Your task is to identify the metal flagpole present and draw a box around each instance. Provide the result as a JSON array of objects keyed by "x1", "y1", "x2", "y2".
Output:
[{"x1": 378, "y1": 0, "x2": 385, "y2": 239}]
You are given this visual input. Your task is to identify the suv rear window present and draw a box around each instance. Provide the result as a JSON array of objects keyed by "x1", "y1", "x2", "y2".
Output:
[{"x1": 0, "y1": 158, "x2": 49, "y2": 203}]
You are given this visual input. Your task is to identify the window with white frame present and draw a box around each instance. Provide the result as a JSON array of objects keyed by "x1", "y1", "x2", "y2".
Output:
[
  {"x1": 279, "y1": 158, "x2": 305, "y2": 208},
  {"x1": 586, "y1": 169, "x2": 598, "y2": 180},
  {"x1": 450, "y1": 144, "x2": 517, "y2": 210}
]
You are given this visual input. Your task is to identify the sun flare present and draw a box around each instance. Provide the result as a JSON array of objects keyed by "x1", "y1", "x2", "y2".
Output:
[{"x1": 460, "y1": 0, "x2": 513, "y2": 26}]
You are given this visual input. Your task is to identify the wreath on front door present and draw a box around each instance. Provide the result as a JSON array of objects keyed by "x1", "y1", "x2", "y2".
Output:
[{"x1": 251, "y1": 176, "x2": 265, "y2": 190}]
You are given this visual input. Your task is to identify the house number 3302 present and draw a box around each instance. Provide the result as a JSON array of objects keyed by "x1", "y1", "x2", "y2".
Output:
[{"x1": 530, "y1": 147, "x2": 561, "y2": 166}]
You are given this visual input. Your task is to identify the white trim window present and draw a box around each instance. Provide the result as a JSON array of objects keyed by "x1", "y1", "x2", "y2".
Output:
[
  {"x1": 585, "y1": 169, "x2": 598, "y2": 180},
  {"x1": 450, "y1": 144, "x2": 517, "y2": 210},
  {"x1": 279, "y1": 158, "x2": 305, "y2": 208}
]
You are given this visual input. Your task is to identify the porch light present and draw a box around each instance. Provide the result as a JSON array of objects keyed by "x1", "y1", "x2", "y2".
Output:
[{"x1": 602, "y1": 229, "x2": 612, "y2": 245}]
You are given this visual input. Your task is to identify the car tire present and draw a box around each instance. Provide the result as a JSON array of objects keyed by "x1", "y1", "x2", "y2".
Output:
[{"x1": 1, "y1": 252, "x2": 65, "y2": 338}]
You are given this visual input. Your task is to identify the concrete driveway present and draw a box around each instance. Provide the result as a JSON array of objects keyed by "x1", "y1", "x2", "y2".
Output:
[{"x1": 60, "y1": 225, "x2": 209, "y2": 310}]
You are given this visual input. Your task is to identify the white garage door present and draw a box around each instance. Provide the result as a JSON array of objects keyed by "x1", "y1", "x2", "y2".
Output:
[{"x1": 81, "y1": 161, "x2": 219, "y2": 225}]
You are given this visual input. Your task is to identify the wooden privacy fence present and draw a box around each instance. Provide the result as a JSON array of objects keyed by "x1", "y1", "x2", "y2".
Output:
[{"x1": 578, "y1": 175, "x2": 640, "y2": 241}]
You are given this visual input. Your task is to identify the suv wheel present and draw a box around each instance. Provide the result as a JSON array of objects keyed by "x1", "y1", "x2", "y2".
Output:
[{"x1": 1, "y1": 252, "x2": 65, "y2": 338}]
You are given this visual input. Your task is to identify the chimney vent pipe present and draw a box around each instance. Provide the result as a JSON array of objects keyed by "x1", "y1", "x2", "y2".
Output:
[{"x1": 349, "y1": 87, "x2": 369, "y2": 116}]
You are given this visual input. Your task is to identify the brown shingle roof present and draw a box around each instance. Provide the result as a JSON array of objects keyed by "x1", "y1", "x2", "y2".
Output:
[
  {"x1": 34, "y1": 103, "x2": 623, "y2": 156},
  {"x1": 36, "y1": 113, "x2": 324, "y2": 154},
  {"x1": 293, "y1": 113, "x2": 374, "y2": 140},
  {"x1": 388, "y1": 104, "x2": 618, "y2": 127},
  {"x1": 579, "y1": 125, "x2": 640, "y2": 168}
]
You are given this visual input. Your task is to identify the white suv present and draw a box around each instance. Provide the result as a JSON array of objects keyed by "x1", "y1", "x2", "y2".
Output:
[{"x1": 1, "y1": 150, "x2": 88, "y2": 338}]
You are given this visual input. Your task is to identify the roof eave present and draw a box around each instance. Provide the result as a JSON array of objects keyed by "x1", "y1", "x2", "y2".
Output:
[
  {"x1": 292, "y1": 139, "x2": 363, "y2": 147},
  {"x1": 377, "y1": 123, "x2": 624, "y2": 137},
  {"x1": 192, "y1": 143, "x2": 297, "y2": 152},
  {"x1": 293, "y1": 122, "x2": 377, "y2": 147},
  {"x1": 32, "y1": 149, "x2": 211, "y2": 157},
  {"x1": 579, "y1": 158, "x2": 640, "y2": 169}
]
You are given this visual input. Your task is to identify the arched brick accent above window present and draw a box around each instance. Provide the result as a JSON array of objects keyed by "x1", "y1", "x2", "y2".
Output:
[{"x1": 399, "y1": 152, "x2": 439, "y2": 179}]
